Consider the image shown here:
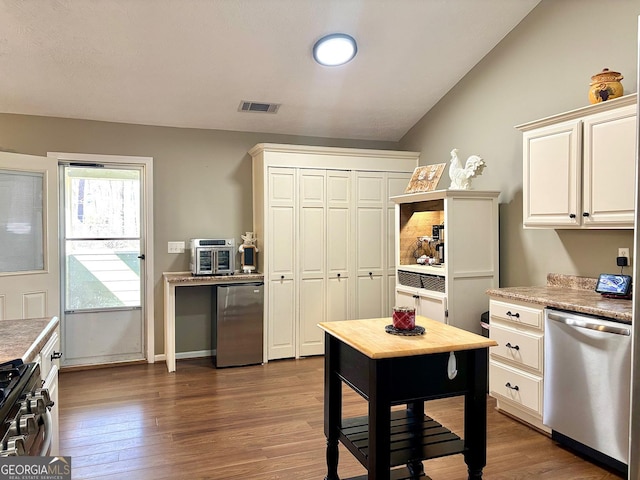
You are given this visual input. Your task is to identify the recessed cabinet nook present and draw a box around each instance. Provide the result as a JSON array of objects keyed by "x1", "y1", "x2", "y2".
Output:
[
  {"x1": 250, "y1": 143, "x2": 419, "y2": 362},
  {"x1": 391, "y1": 189, "x2": 500, "y2": 334},
  {"x1": 517, "y1": 93, "x2": 637, "y2": 229}
]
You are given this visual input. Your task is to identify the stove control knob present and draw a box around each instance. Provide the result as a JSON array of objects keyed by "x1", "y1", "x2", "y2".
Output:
[
  {"x1": 27, "y1": 397, "x2": 46, "y2": 415},
  {"x1": 18, "y1": 413, "x2": 37, "y2": 435},
  {"x1": 5, "y1": 435, "x2": 26, "y2": 456},
  {"x1": 6, "y1": 419, "x2": 18, "y2": 438},
  {"x1": 33, "y1": 388, "x2": 54, "y2": 409}
]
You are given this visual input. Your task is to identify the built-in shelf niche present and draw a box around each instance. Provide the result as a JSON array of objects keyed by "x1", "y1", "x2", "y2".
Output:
[{"x1": 399, "y1": 199, "x2": 444, "y2": 266}]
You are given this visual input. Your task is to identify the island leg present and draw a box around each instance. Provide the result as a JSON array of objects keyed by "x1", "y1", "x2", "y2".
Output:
[
  {"x1": 406, "y1": 401, "x2": 425, "y2": 479},
  {"x1": 324, "y1": 334, "x2": 342, "y2": 480},
  {"x1": 464, "y1": 348, "x2": 488, "y2": 479}
]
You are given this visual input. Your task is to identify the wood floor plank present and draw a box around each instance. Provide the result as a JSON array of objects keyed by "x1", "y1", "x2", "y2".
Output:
[{"x1": 59, "y1": 356, "x2": 624, "y2": 479}]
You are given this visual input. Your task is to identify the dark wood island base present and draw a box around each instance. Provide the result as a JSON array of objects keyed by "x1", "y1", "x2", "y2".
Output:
[{"x1": 319, "y1": 316, "x2": 496, "y2": 480}]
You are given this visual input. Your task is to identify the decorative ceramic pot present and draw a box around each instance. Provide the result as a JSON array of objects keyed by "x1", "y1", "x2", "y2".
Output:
[{"x1": 589, "y1": 68, "x2": 624, "y2": 104}]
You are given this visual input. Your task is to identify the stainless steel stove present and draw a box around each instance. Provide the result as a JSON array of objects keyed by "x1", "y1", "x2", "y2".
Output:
[{"x1": 0, "y1": 359, "x2": 54, "y2": 456}]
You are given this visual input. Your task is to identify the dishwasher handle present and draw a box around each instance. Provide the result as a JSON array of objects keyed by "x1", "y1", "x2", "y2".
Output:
[{"x1": 546, "y1": 311, "x2": 631, "y2": 336}]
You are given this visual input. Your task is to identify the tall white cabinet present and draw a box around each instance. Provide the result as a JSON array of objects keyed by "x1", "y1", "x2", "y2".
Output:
[
  {"x1": 391, "y1": 190, "x2": 500, "y2": 333},
  {"x1": 251, "y1": 144, "x2": 418, "y2": 361}
]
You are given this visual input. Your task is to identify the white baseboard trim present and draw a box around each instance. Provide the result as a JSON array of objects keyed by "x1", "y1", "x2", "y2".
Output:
[
  {"x1": 176, "y1": 349, "x2": 214, "y2": 360},
  {"x1": 154, "y1": 349, "x2": 215, "y2": 363}
]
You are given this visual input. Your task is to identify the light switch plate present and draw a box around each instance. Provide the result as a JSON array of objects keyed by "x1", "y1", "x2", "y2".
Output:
[{"x1": 168, "y1": 241, "x2": 185, "y2": 254}]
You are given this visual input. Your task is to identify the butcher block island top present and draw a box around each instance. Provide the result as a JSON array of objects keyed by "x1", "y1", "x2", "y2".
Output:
[{"x1": 318, "y1": 316, "x2": 497, "y2": 359}]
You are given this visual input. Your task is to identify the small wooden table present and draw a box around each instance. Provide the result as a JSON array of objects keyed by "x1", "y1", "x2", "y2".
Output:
[{"x1": 319, "y1": 316, "x2": 497, "y2": 480}]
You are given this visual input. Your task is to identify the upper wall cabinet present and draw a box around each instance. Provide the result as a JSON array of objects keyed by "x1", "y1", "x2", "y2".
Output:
[{"x1": 517, "y1": 94, "x2": 637, "y2": 229}]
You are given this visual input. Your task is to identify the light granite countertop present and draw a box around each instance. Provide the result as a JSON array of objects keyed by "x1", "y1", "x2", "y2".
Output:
[
  {"x1": 487, "y1": 273, "x2": 632, "y2": 324},
  {"x1": 163, "y1": 271, "x2": 264, "y2": 284},
  {"x1": 0, "y1": 316, "x2": 60, "y2": 364}
]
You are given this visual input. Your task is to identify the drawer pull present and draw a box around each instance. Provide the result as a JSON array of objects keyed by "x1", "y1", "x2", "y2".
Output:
[
  {"x1": 505, "y1": 382, "x2": 519, "y2": 391},
  {"x1": 506, "y1": 311, "x2": 520, "y2": 319},
  {"x1": 505, "y1": 342, "x2": 520, "y2": 351},
  {"x1": 51, "y1": 351, "x2": 63, "y2": 361}
]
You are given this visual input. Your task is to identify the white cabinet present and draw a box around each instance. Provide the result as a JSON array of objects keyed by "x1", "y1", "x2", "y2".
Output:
[
  {"x1": 488, "y1": 298, "x2": 549, "y2": 433},
  {"x1": 251, "y1": 144, "x2": 419, "y2": 361},
  {"x1": 39, "y1": 324, "x2": 61, "y2": 455},
  {"x1": 392, "y1": 189, "x2": 499, "y2": 334},
  {"x1": 395, "y1": 284, "x2": 447, "y2": 323},
  {"x1": 518, "y1": 94, "x2": 637, "y2": 229}
]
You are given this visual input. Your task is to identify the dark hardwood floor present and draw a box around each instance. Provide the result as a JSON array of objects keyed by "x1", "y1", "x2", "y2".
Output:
[{"x1": 59, "y1": 357, "x2": 623, "y2": 480}]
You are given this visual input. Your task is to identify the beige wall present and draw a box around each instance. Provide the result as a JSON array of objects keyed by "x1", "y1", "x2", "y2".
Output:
[
  {"x1": 399, "y1": 0, "x2": 640, "y2": 287},
  {"x1": 0, "y1": 114, "x2": 396, "y2": 355}
]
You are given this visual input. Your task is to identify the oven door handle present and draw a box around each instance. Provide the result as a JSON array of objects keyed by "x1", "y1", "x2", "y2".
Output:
[
  {"x1": 39, "y1": 409, "x2": 53, "y2": 456},
  {"x1": 547, "y1": 312, "x2": 631, "y2": 336}
]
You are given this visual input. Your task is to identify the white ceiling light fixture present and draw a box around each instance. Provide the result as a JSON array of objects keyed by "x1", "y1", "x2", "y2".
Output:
[{"x1": 313, "y1": 33, "x2": 357, "y2": 66}]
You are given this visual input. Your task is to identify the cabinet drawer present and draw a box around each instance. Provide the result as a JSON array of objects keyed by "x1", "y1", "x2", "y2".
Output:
[
  {"x1": 490, "y1": 299, "x2": 542, "y2": 329},
  {"x1": 40, "y1": 329, "x2": 61, "y2": 381},
  {"x1": 490, "y1": 323, "x2": 543, "y2": 372},
  {"x1": 490, "y1": 361, "x2": 542, "y2": 415}
]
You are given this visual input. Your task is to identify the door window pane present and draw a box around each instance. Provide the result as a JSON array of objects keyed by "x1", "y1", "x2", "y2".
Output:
[
  {"x1": 65, "y1": 239, "x2": 141, "y2": 310},
  {"x1": 0, "y1": 169, "x2": 44, "y2": 273},
  {"x1": 65, "y1": 167, "x2": 140, "y2": 238},
  {"x1": 63, "y1": 166, "x2": 142, "y2": 311}
]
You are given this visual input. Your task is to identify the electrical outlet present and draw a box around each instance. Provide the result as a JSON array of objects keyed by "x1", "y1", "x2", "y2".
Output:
[
  {"x1": 618, "y1": 247, "x2": 630, "y2": 262},
  {"x1": 168, "y1": 241, "x2": 185, "y2": 254}
]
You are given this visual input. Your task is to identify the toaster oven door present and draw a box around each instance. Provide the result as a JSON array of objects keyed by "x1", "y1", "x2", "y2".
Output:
[{"x1": 214, "y1": 248, "x2": 234, "y2": 274}]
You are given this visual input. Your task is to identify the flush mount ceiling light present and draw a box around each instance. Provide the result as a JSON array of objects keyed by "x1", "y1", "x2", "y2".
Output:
[{"x1": 313, "y1": 33, "x2": 357, "y2": 66}]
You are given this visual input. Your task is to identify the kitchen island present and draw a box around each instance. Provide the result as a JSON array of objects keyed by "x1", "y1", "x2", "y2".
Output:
[{"x1": 319, "y1": 316, "x2": 497, "y2": 480}]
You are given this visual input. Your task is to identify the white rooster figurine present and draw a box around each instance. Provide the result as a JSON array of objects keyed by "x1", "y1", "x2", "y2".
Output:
[{"x1": 448, "y1": 148, "x2": 486, "y2": 190}]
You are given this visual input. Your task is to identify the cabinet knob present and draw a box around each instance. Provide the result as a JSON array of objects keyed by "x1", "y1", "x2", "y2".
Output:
[
  {"x1": 583, "y1": 212, "x2": 590, "y2": 217},
  {"x1": 413, "y1": 295, "x2": 419, "y2": 299},
  {"x1": 569, "y1": 213, "x2": 576, "y2": 219},
  {"x1": 50, "y1": 351, "x2": 63, "y2": 361},
  {"x1": 505, "y1": 342, "x2": 520, "y2": 351},
  {"x1": 280, "y1": 275, "x2": 285, "y2": 280},
  {"x1": 337, "y1": 273, "x2": 341, "y2": 278},
  {"x1": 505, "y1": 382, "x2": 519, "y2": 391},
  {"x1": 368, "y1": 272, "x2": 373, "y2": 276},
  {"x1": 506, "y1": 311, "x2": 520, "y2": 319}
]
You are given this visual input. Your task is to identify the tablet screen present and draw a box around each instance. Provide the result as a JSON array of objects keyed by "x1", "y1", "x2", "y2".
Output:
[{"x1": 595, "y1": 274, "x2": 632, "y2": 296}]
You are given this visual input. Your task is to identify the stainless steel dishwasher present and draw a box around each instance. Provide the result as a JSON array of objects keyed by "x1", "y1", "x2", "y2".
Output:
[
  {"x1": 543, "y1": 308, "x2": 631, "y2": 474},
  {"x1": 213, "y1": 282, "x2": 264, "y2": 367}
]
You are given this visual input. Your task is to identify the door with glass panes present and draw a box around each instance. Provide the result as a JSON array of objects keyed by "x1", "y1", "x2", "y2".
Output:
[
  {"x1": 61, "y1": 163, "x2": 145, "y2": 366},
  {"x1": 0, "y1": 152, "x2": 59, "y2": 320}
]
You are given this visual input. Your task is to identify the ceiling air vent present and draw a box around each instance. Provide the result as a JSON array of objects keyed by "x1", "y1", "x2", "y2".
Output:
[{"x1": 238, "y1": 100, "x2": 280, "y2": 114}]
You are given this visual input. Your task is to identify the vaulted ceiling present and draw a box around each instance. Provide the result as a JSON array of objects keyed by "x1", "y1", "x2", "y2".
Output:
[{"x1": 0, "y1": 0, "x2": 541, "y2": 141}]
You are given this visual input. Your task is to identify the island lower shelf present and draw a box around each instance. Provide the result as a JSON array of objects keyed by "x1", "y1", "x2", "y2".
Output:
[{"x1": 339, "y1": 409, "x2": 465, "y2": 479}]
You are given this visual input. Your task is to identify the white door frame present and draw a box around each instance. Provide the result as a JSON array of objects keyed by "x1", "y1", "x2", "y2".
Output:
[{"x1": 48, "y1": 152, "x2": 155, "y2": 364}]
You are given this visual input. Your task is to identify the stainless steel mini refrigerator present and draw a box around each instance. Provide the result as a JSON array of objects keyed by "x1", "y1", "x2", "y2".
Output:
[{"x1": 214, "y1": 283, "x2": 264, "y2": 367}]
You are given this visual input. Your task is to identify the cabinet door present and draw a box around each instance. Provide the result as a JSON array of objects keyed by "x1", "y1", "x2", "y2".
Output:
[
  {"x1": 386, "y1": 173, "x2": 412, "y2": 313},
  {"x1": 268, "y1": 278, "x2": 295, "y2": 359},
  {"x1": 327, "y1": 171, "x2": 351, "y2": 321},
  {"x1": 582, "y1": 105, "x2": 636, "y2": 227},
  {"x1": 417, "y1": 290, "x2": 446, "y2": 323},
  {"x1": 298, "y1": 170, "x2": 326, "y2": 356},
  {"x1": 268, "y1": 168, "x2": 296, "y2": 278},
  {"x1": 267, "y1": 168, "x2": 296, "y2": 359},
  {"x1": 523, "y1": 120, "x2": 581, "y2": 227},
  {"x1": 355, "y1": 172, "x2": 385, "y2": 318},
  {"x1": 395, "y1": 286, "x2": 418, "y2": 309},
  {"x1": 356, "y1": 273, "x2": 385, "y2": 319}
]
